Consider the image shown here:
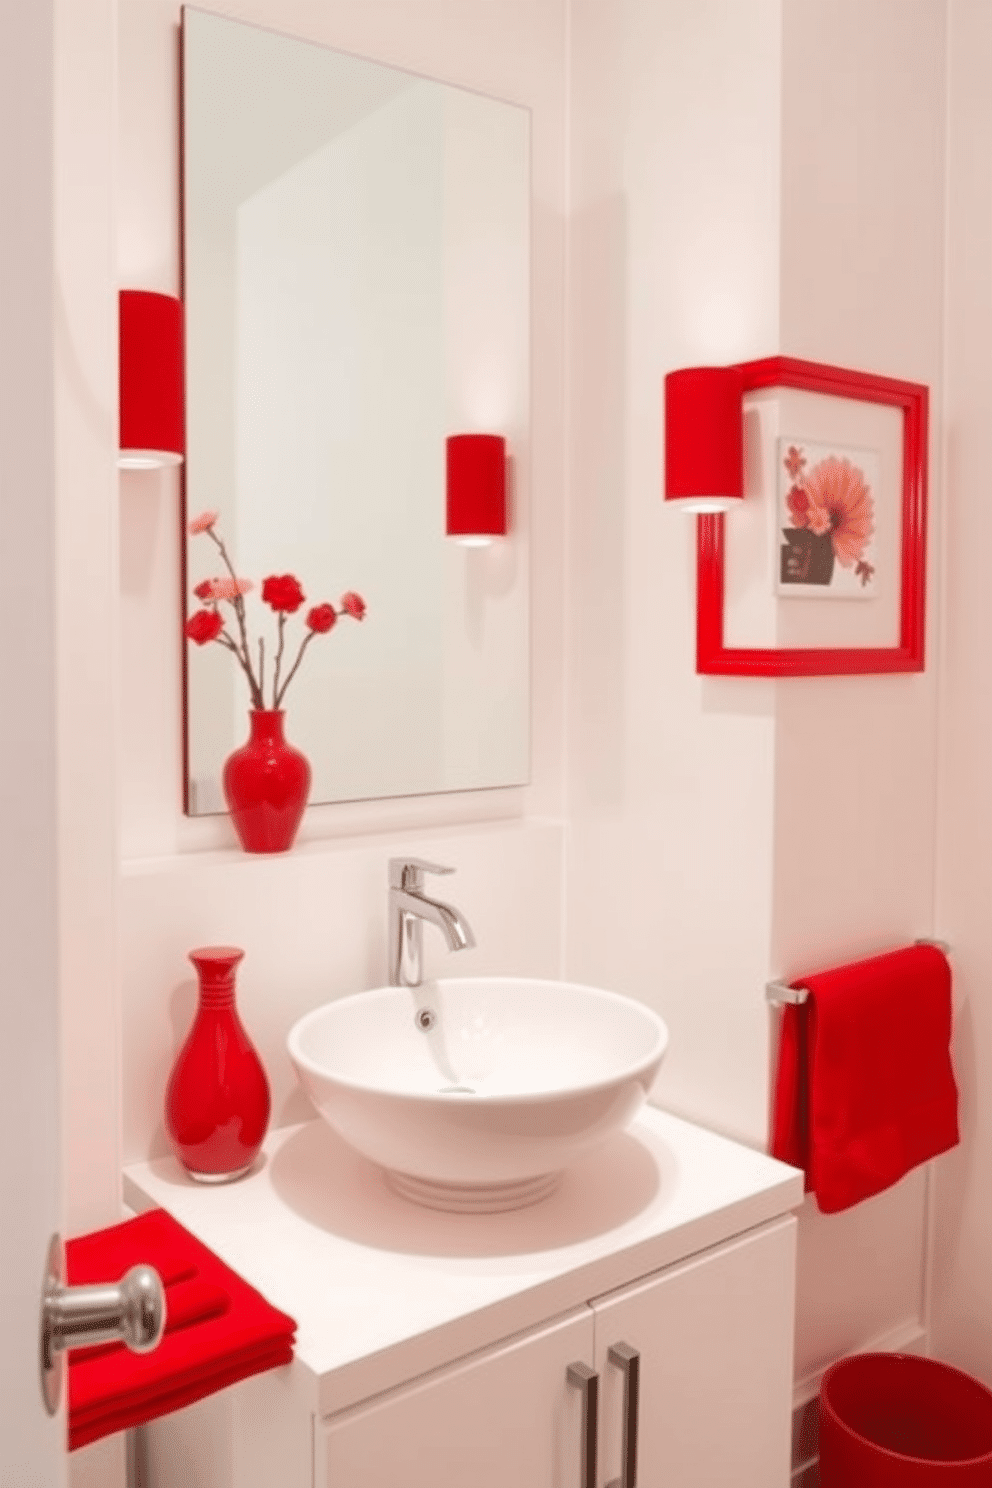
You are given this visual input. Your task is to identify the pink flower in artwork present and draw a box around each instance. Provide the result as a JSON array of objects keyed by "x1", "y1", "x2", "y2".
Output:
[
  {"x1": 185, "y1": 516, "x2": 365, "y2": 710},
  {"x1": 802, "y1": 455, "x2": 875, "y2": 566},
  {"x1": 806, "y1": 504, "x2": 832, "y2": 537},
  {"x1": 188, "y1": 510, "x2": 219, "y2": 535},
  {"x1": 783, "y1": 445, "x2": 807, "y2": 481}
]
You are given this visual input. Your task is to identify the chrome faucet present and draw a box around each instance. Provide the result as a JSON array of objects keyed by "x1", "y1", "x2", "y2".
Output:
[{"x1": 388, "y1": 858, "x2": 476, "y2": 987}]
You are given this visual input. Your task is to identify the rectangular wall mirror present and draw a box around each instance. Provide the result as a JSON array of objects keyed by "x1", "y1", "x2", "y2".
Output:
[{"x1": 182, "y1": 7, "x2": 531, "y2": 813}]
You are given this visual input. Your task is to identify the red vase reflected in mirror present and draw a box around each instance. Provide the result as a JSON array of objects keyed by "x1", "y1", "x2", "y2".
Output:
[{"x1": 165, "y1": 946, "x2": 271, "y2": 1182}]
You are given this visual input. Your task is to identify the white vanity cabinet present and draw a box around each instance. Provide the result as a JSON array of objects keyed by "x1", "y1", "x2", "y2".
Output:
[
  {"x1": 316, "y1": 1308, "x2": 595, "y2": 1488},
  {"x1": 590, "y1": 1217, "x2": 795, "y2": 1488},
  {"x1": 315, "y1": 1218, "x2": 794, "y2": 1488},
  {"x1": 124, "y1": 1107, "x2": 803, "y2": 1488}
]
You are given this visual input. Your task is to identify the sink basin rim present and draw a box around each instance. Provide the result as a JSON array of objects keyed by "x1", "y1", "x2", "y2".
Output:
[{"x1": 287, "y1": 975, "x2": 668, "y2": 1105}]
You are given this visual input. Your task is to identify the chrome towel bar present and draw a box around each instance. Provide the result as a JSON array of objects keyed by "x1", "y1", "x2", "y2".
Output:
[
  {"x1": 765, "y1": 938, "x2": 951, "y2": 1007},
  {"x1": 765, "y1": 980, "x2": 809, "y2": 1007}
]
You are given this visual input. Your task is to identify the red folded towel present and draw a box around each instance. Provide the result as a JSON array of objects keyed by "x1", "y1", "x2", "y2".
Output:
[
  {"x1": 770, "y1": 942, "x2": 959, "y2": 1213},
  {"x1": 65, "y1": 1208, "x2": 296, "y2": 1451}
]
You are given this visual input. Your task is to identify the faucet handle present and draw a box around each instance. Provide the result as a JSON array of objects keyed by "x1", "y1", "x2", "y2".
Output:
[{"x1": 388, "y1": 857, "x2": 455, "y2": 890}]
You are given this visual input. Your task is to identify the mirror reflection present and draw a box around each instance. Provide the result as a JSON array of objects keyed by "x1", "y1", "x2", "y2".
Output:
[{"x1": 182, "y1": 7, "x2": 531, "y2": 813}]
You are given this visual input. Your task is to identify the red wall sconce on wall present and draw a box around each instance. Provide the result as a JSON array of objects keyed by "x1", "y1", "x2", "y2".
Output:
[
  {"x1": 118, "y1": 290, "x2": 185, "y2": 469},
  {"x1": 663, "y1": 365, "x2": 744, "y2": 512},
  {"x1": 446, "y1": 433, "x2": 507, "y2": 544},
  {"x1": 664, "y1": 354, "x2": 929, "y2": 678}
]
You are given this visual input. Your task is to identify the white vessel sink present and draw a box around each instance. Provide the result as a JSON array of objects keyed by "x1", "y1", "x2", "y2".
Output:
[{"x1": 287, "y1": 977, "x2": 668, "y2": 1212}]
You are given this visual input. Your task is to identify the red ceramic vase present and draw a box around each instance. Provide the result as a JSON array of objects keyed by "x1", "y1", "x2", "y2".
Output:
[
  {"x1": 164, "y1": 946, "x2": 271, "y2": 1182},
  {"x1": 222, "y1": 709, "x2": 311, "y2": 853}
]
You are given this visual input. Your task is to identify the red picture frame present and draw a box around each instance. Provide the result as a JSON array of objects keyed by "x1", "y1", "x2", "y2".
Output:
[{"x1": 696, "y1": 356, "x2": 928, "y2": 676}]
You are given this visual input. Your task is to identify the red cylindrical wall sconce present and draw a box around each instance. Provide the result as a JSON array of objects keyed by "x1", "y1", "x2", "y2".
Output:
[
  {"x1": 119, "y1": 290, "x2": 185, "y2": 469},
  {"x1": 446, "y1": 434, "x2": 507, "y2": 544},
  {"x1": 664, "y1": 365, "x2": 744, "y2": 512}
]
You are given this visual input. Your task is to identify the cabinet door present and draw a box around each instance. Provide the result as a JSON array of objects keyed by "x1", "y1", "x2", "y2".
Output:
[
  {"x1": 318, "y1": 1308, "x2": 595, "y2": 1488},
  {"x1": 593, "y1": 1216, "x2": 796, "y2": 1488}
]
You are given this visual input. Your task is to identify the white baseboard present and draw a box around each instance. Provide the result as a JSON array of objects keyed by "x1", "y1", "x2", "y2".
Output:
[{"x1": 792, "y1": 1316, "x2": 928, "y2": 1409}]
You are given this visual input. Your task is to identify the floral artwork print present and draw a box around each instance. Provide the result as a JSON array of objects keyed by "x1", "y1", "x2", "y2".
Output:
[{"x1": 777, "y1": 439, "x2": 878, "y2": 599}]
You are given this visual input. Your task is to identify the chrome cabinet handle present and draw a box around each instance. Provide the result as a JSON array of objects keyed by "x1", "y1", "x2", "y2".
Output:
[
  {"x1": 40, "y1": 1233, "x2": 166, "y2": 1415},
  {"x1": 607, "y1": 1342, "x2": 640, "y2": 1488},
  {"x1": 567, "y1": 1362, "x2": 599, "y2": 1488}
]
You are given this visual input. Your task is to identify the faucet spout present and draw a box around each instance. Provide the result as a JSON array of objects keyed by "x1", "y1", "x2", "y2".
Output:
[
  {"x1": 387, "y1": 858, "x2": 476, "y2": 987},
  {"x1": 392, "y1": 888, "x2": 475, "y2": 954}
]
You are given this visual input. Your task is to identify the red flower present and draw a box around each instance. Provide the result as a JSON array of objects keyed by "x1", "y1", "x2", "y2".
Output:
[
  {"x1": 185, "y1": 609, "x2": 224, "y2": 645},
  {"x1": 262, "y1": 575, "x2": 306, "y2": 613},
  {"x1": 306, "y1": 603, "x2": 337, "y2": 634},
  {"x1": 193, "y1": 579, "x2": 215, "y2": 601},
  {"x1": 340, "y1": 591, "x2": 366, "y2": 620},
  {"x1": 786, "y1": 484, "x2": 811, "y2": 527}
]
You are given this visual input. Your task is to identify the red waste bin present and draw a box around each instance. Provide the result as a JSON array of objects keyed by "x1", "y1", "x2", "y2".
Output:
[{"x1": 820, "y1": 1353, "x2": 992, "y2": 1486}]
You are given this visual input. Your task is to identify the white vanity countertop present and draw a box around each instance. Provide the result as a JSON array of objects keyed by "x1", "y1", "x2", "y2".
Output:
[{"x1": 123, "y1": 1107, "x2": 803, "y2": 1418}]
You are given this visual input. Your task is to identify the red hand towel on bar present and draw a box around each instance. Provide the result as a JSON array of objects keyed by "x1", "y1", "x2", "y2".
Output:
[
  {"x1": 65, "y1": 1208, "x2": 296, "y2": 1451},
  {"x1": 770, "y1": 942, "x2": 959, "y2": 1213}
]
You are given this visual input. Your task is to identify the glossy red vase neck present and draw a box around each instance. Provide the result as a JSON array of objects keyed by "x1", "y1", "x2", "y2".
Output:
[
  {"x1": 247, "y1": 710, "x2": 287, "y2": 744},
  {"x1": 188, "y1": 945, "x2": 245, "y2": 1007}
]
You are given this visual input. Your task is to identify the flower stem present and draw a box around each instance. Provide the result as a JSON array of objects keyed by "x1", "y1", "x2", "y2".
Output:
[
  {"x1": 274, "y1": 630, "x2": 315, "y2": 708},
  {"x1": 205, "y1": 527, "x2": 263, "y2": 708},
  {"x1": 272, "y1": 612, "x2": 287, "y2": 709}
]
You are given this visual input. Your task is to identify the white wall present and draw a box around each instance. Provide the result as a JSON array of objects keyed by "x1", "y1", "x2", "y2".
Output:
[
  {"x1": 565, "y1": 0, "x2": 783, "y2": 1146},
  {"x1": 776, "y1": 0, "x2": 948, "y2": 1385},
  {"x1": 53, "y1": 0, "x2": 123, "y2": 1481},
  {"x1": 566, "y1": 0, "x2": 953, "y2": 1393},
  {"x1": 56, "y1": 0, "x2": 122, "y2": 1241},
  {"x1": 931, "y1": 0, "x2": 992, "y2": 1389}
]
